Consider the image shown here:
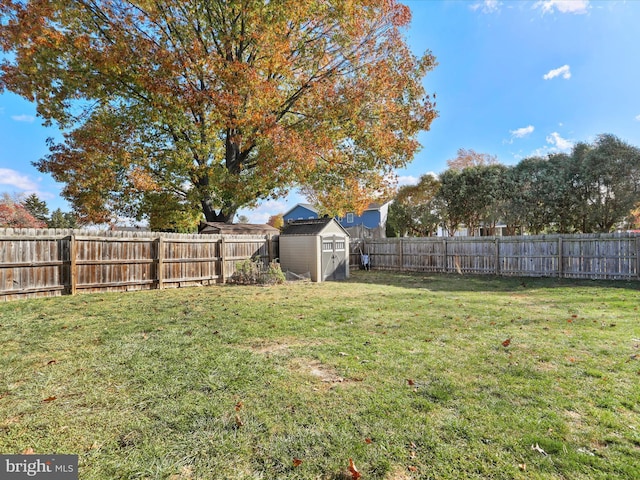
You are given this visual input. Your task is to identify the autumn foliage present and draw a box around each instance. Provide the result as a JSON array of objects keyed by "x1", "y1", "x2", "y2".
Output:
[
  {"x1": 0, "y1": 197, "x2": 46, "y2": 228},
  {"x1": 0, "y1": 0, "x2": 437, "y2": 223}
]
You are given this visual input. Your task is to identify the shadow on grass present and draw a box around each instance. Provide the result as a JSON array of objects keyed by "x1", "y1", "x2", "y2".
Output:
[{"x1": 346, "y1": 269, "x2": 640, "y2": 293}]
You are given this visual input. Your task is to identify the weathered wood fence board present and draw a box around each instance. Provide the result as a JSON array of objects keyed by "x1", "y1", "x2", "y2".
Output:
[
  {"x1": 0, "y1": 228, "x2": 278, "y2": 301},
  {"x1": 351, "y1": 233, "x2": 640, "y2": 280}
]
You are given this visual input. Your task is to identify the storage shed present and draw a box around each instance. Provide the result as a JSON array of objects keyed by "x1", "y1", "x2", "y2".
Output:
[{"x1": 279, "y1": 218, "x2": 350, "y2": 282}]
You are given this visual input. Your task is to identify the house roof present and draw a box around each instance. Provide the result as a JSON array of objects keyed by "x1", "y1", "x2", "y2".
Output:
[
  {"x1": 280, "y1": 218, "x2": 349, "y2": 236},
  {"x1": 283, "y1": 201, "x2": 391, "y2": 218},
  {"x1": 282, "y1": 203, "x2": 319, "y2": 218},
  {"x1": 198, "y1": 222, "x2": 279, "y2": 235},
  {"x1": 362, "y1": 200, "x2": 392, "y2": 211}
]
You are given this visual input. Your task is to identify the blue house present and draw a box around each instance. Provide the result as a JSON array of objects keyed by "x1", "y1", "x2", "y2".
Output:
[
  {"x1": 283, "y1": 202, "x2": 391, "y2": 238},
  {"x1": 282, "y1": 203, "x2": 319, "y2": 222}
]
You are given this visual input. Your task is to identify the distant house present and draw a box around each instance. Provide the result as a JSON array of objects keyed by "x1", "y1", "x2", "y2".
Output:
[
  {"x1": 282, "y1": 201, "x2": 391, "y2": 238},
  {"x1": 282, "y1": 204, "x2": 319, "y2": 222}
]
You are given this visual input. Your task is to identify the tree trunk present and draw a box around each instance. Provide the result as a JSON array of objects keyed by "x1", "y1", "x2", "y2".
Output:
[{"x1": 201, "y1": 198, "x2": 236, "y2": 223}]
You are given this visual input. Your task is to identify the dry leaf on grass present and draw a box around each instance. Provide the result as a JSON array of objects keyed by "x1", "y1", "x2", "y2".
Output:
[
  {"x1": 348, "y1": 458, "x2": 361, "y2": 479},
  {"x1": 234, "y1": 415, "x2": 244, "y2": 427}
]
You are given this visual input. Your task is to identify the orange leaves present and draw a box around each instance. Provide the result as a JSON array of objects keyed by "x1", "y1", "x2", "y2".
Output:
[
  {"x1": 502, "y1": 338, "x2": 511, "y2": 348},
  {"x1": 42, "y1": 396, "x2": 57, "y2": 402},
  {"x1": 2, "y1": 0, "x2": 436, "y2": 222},
  {"x1": 348, "y1": 458, "x2": 361, "y2": 479},
  {"x1": 292, "y1": 457, "x2": 303, "y2": 467}
]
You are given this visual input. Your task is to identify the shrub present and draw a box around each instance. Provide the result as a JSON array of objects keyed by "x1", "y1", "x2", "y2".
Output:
[{"x1": 231, "y1": 259, "x2": 285, "y2": 285}]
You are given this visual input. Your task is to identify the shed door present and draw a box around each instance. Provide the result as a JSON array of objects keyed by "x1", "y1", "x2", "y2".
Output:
[{"x1": 321, "y1": 236, "x2": 347, "y2": 281}]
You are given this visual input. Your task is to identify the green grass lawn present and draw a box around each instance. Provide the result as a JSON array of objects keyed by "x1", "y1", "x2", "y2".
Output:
[{"x1": 1, "y1": 271, "x2": 639, "y2": 479}]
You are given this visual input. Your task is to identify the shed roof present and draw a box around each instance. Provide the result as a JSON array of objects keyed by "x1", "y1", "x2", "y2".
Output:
[
  {"x1": 280, "y1": 218, "x2": 349, "y2": 236},
  {"x1": 198, "y1": 222, "x2": 279, "y2": 235}
]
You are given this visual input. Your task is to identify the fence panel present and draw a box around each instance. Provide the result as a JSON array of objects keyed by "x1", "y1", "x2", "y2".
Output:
[
  {"x1": 499, "y1": 236, "x2": 559, "y2": 277},
  {"x1": 356, "y1": 233, "x2": 639, "y2": 281},
  {"x1": 0, "y1": 228, "x2": 277, "y2": 301},
  {"x1": 0, "y1": 234, "x2": 65, "y2": 300}
]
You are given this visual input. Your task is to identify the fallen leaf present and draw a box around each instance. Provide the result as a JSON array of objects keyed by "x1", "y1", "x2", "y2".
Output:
[
  {"x1": 46, "y1": 359, "x2": 57, "y2": 366},
  {"x1": 365, "y1": 438, "x2": 372, "y2": 444},
  {"x1": 142, "y1": 332, "x2": 148, "y2": 340},
  {"x1": 235, "y1": 401, "x2": 243, "y2": 411},
  {"x1": 22, "y1": 448, "x2": 35, "y2": 455},
  {"x1": 502, "y1": 338, "x2": 511, "y2": 347},
  {"x1": 407, "y1": 379, "x2": 415, "y2": 386},
  {"x1": 339, "y1": 352, "x2": 348, "y2": 356},
  {"x1": 531, "y1": 443, "x2": 547, "y2": 456},
  {"x1": 408, "y1": 465, "x2": 418, "y2": 472},
  {"x1": 518, "y1": 463, "x2": 526, "y2": 471},
  {"x1": 42, "y1": 396, "x2": 57, "y2": 402},
  {"x1": 293, "y1": 458, "x2": 303, "y2": 467},
  {"x1": 348, "y1": 458, "x2": 361, "y2": 480},
  {"x1": 234, "y1": 415, "x2": 244, "y2": 427}
]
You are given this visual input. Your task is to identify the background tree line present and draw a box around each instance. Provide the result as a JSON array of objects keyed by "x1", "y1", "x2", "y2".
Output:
[
  {"x1": 387, "y1": 134, "x2": 640, "y2": 237},
  {"x1": 0, "y1": 193, "x2": 79, "y2": 229}
]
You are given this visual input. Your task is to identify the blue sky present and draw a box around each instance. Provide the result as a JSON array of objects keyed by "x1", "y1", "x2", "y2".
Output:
[{"x1": 1, "y1": 0, "x2": 639, "y2": 224}]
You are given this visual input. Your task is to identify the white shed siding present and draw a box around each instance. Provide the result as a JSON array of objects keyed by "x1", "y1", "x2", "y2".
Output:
[{"x1": 279, "y1": 236, "x2": 321, "y2": 281}]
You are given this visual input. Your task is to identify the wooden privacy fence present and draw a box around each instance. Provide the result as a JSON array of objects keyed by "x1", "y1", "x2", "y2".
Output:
[
  {"x1": 0, "y1": 228, "x2": 278, "y2": 301},
  {"x1": 355, "y1": 233, "x2": 640, "y2": 280}
]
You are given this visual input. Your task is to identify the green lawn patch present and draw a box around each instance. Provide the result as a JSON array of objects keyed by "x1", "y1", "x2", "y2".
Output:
[{"x1": 1, "y1": 272, "x2": 639, "y2": 479}]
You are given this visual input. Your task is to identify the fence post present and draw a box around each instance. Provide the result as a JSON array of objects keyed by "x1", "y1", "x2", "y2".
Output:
[
  {"x1": 220, "y1": 237, "x2": 226, "y2": 284},
  {"x1": 398, "y1": 238, "x2": 404, "y2": 271},
  {"x1": 442, "y1": 239, "x2": 448, "y2": 273},
  {"x1": 68, "y1": 235, "x2": 77, "y2": 295},
  {"x1": 558, "y1": 236, "x2": 564, "y2": 278},
  {"x1": 636, "y1": 236, "x2": 640, "y2": 280},
  {"x1": 495, "y1": 238, "x2": 500, "y2": 276},
  {"x1": 156, "y1": 237, "x2": 164, "y2": 289},
  {"x1": 267, "y1": 234, "x2": 274, "y2": 263}
]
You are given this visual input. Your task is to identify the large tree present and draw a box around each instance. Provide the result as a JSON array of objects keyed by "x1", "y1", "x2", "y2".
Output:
[
  {"x1": 573, "y1": 134, "x2": 640, "y2": 232},
  {"x1": 0, "y1": 0, "x2": 436, "y2": 223},
  {"x1": 386, "y1": 173, "x2": 440, "y2": 237},
  {"x1": 21, "y1": 193, "x2": 50, "y2": 223}
]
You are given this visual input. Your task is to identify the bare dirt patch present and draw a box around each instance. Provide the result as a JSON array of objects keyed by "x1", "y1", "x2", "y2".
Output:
[
  {"x1": 289, "y1": 357, "x2": 345, "y2": 383},
  {"x1": 243, "y1": 338, "x2": 324, "y2": 356}
]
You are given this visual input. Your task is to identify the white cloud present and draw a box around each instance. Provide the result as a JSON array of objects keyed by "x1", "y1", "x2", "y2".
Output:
[
  {"x1": 534, "y1": 0, "x2": 590, "y2": 15},
  {"x1": 0, "y1": 168, "x2": 40, "y2": 191},
  {"x1": 470, "y1": 0, "x2": 501, "y2": 13},
  {"x1": 237, "y1": 199, "x2": 291, "y2": 224},
  {"x1": 396, "y1": 175, "x2": 419, "y2": 187},
  {"x1": 635, "y1": 114, "x2": 640, "y2": 122},
  {"x1": 510, "y1": 125, "x2": 535, "y2": 138},
  {"x1": 546, "y1": 132, "x2": 573, "y2": 151},
  {"x1": 543, "y1": 65, "x2": 571, "y2": 80},
  {"x1": 11, "y1": 114, "x2": 35, "y2": 123}
]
